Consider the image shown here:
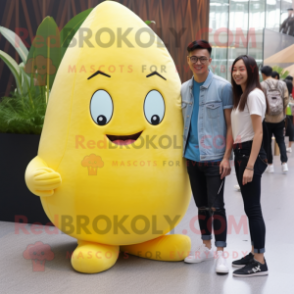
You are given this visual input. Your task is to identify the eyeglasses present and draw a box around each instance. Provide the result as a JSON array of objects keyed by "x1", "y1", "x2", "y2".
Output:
[{"x1": 188, "y1": 56, "x2": 209, "y2": 64}]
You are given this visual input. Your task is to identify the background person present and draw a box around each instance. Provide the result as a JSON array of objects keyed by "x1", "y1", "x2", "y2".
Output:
[
  {"x1": 271, "y1": 71, "x2": 280, "y2": 80},
  {"x1": 284, "y1": 76, "x2": 294, "y2": 152},
  {"x1": 286, "y1": 75, "x2": 294, "y2": 98},
  {"x1": 280, "y1": 8, "x2": 294, "y2": 36},
  {"x1": 230, "y1": 55, "x2": 269, "y2": 277},
  {"x1": 261, "y1": 66, "x2": 289, "y2": 174}
]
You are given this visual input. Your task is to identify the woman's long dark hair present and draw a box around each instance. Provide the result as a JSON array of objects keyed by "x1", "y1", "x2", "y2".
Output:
[{"x1": 231, "y1": 55, "x2": 269, "y2": 114}]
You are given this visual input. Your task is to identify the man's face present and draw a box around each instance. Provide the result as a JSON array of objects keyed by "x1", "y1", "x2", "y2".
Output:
[
  {"x1": 187, "y1": 49, "x2": 212, "y2": 76},
  {"x1": 288, "y1": 10, "x2": 293, "y2": 17}
]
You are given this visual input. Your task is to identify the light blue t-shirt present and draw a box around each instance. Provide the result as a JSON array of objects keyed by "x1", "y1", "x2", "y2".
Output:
[{"x1": 184, "y1": 79, "x2": 203, "y2": 162}]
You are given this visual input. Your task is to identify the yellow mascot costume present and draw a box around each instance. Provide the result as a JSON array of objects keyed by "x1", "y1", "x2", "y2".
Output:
[{"x1": 25, "y1": 1, "x2": 191, "y2": 273}]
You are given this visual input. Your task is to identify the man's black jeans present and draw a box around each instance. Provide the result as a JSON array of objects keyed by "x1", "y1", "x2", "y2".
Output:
[
  {"x1": 187, "y1": 160, "x2": 227, "y2": 248},
  {"x1": 233, "y1": 141, "x2": 267, "y2": 253},
  {"x1": 265, "y1": 120, "x2": 288, "y2": 164}
]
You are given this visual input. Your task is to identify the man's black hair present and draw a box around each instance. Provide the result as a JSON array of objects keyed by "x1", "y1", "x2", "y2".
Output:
[
  {"x1": 287, "y1": 8, "x2": 293, "y2": 11},
  {"x1": 187, "y1": 40, "x2": 212, "y2": 55},
  {"x1": 285, "y1": 75, "x2": 293, "y2": 81},
  {"x1": 261, "y1": 66, "x2": 273, "y2": 77},
  {"x1": 271, "y1": 71, "x2": 280, "y2": 80}
]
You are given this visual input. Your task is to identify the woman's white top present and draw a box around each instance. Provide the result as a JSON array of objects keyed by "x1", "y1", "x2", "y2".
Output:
[{"x1": 231, "y1": 89, "x2": 266, "y2": 143}]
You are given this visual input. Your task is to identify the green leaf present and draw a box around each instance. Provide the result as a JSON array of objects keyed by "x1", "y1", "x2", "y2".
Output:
[
  {"x1": 0, "y1": 26, "x2": 29, "y2": 63},
  {"x1": 19, "y1": 62, "x2": 33, "y2": 94},
  {"x1": 0, "y1": 50, "x2": 23, "y2": 94},
  {"x1": 272, "y1": 66, "x2": 290, "y2": 80},
  {"x1": 25, "y1": 17, "x2": 61, "y2": 89},
  {"x1": 0, "y1": 91, "x2": 47, "y2": 134},
  {"x1": 60, "y1": 8, "x2": 93, "y2": 60},
  {"x1": 26, "y1": 42, "x2": 35, "y2": 64},
  {"x1": 145, "y1": 20, "x2": 156, "y2": 25}
]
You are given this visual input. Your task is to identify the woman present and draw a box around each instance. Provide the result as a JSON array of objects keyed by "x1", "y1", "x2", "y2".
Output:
[{"x1": 230, "y1": 55, "x2": 269, "y2": 277}]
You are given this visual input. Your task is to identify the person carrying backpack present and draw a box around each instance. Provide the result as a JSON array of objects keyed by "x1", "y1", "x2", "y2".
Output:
[{"x1": 261, "y1": 66, "x2": 289, "y2": 174}]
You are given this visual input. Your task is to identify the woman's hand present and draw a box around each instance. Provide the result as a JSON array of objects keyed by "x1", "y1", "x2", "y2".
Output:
[{"x1": 243, "y1": 168, "x2": 254, "y2": 185}]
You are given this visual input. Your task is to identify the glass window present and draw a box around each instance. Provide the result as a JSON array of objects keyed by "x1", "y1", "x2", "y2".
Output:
[
  {"x1": 209, "y1": 0, "x2": 230, "y2": 79},
  {"x1": 266, "y1": 0, "x2": 281, "y2": 32},
  {"x1": 227, "y1": 0, "x2": 249, "y2": 80},
  {"x1": 208, "y1": 0, "x2": 291, "y2": 82},
  {"x1": 248, "y1": 0, "x2": 266, "y2": 68}
]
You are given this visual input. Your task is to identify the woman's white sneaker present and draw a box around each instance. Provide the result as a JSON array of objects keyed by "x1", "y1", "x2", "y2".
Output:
[
  {"x1": 215, "y1": 251, "x2": 229, "y2": 274},
  {"x1": 184, "y1": 244, "x2": 214, "y2": 264}
]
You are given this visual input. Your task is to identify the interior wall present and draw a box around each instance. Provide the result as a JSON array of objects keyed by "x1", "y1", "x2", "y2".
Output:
[{"x1": 0, "y1": 0, "x2": 210, "y2": 97}]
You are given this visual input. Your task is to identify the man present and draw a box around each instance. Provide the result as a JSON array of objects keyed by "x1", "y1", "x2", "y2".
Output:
[
  {"x1": 182, "y1": 40, "x2": 233, "y2": 275},
  {"x1": 261, "y1": 66, "x2": 289, "y2": 173},
  {"x1": 280, "y1": 8, "x2": 294, "y2": 36}
]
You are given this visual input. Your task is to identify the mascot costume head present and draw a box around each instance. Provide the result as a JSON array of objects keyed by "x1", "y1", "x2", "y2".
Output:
[{"x1": 25, "y1": 1, "x2": 191, "y2": 273}]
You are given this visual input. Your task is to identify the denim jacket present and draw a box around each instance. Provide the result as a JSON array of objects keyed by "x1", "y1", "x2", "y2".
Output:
[{"x1": 181, "y1": 70, "x2": 233, "y2": 161}]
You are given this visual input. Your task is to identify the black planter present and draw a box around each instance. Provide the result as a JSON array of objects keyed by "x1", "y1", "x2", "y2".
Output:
[{"x1": 0, "y1": 133, "x2": 51, "y2": 225}]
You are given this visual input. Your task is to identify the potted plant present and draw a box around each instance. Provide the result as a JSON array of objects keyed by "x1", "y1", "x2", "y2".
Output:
[
  {"x1": 0, "y1": 9, "x2": 92, "y2": 225},
  {"x1": 0, "y1": 2, "x2": 155, "y2": 224}
]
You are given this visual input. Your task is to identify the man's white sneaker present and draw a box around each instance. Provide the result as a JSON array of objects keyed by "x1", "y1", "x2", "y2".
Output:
[
  {"x1": 282, "y1": 163, "x2": 288, "y2": 174},
  {"x1": 267, "y1": 165, "x2": 274, "y2": 173},
  {"x1": 286, "y1": 147, "x2": 292, "y2": 153},
  {"x1": 184, "y1": 244, "x2": 214, "y2": 264},
  {"x1": 234, "y1": 184, "x2": 240, "y2": 191},
  {"x1": 215, "y1": 251, "x2": 229, "y2": 275}
]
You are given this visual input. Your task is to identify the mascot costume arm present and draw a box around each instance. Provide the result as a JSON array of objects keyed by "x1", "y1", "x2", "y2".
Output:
[{"x1": 25, "y1": 156, "x2": 62, "y2": 197}]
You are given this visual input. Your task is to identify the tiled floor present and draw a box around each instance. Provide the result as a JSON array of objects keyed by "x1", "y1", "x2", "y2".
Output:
[{"x1": 1, "y1": 151, "x2": 293, "y2": 294}]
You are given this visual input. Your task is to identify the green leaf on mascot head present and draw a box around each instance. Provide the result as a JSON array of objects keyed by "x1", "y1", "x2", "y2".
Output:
[
  {"x1": 60, "y1": 8, "x2": 93, "y2": 60},
  {"x1": 0, "y1": 26, "x2": 29, "y2": 63},
  {"x1": 145, "y1": 20, "x2": 156, "y2": 25},
  {"x1": 25, "y1": 17, "x2": 61, "y2": 90}
]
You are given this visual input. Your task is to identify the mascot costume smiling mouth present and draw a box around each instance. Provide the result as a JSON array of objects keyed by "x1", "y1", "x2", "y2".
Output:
[{"x1": 25, "y1": 1, "x2": 191, "y2": 274}]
